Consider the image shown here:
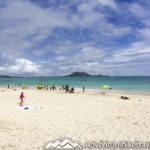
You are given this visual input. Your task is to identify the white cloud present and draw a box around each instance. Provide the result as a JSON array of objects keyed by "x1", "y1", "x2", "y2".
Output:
[
  {"x1": 138, "y1": 28, "x2": 150, "y2": 41},
  {"x1": 10, "y1": 58, "x2": 40, "y2": 73},
  {"x1": 54, "y1": 47, "x2": 108, "y2": 65},
  {"x1": 127, "y1": 2, "x2": 150, "y2": 28},
  {"x1": 97, "y1": 0, "x2": 117, "y2": 9},
  {"x1": 105, "y1": 42, "x2": 150, "y2": 63},
  {"x1": 0, "y1": 67, "x2": 4, "y2": 71},
  {"x1": 128, "y1": 2, "x2": 148, "y2": 18},
  {"x1": 55, "y1": 56, "x2": 67, "y2": 61},
  {"x1": 0, "y1": 0, "x2": 131, "y2": 59},
  {"x1": 0, "y1": 0, "x2": 72, "y2": 58}
]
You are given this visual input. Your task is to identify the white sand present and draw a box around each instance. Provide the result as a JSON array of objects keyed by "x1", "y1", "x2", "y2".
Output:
[{"x1": 0, "y1": 88, "x2": 150, "y2": 150}]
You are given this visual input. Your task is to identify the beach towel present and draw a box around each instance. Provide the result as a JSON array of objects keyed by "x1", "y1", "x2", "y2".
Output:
[{"x1": 17, "y1": 105, "x2": 40, "y2": 110}]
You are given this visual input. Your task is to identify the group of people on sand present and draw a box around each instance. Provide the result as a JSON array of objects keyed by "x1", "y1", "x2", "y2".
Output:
[
  {"x1": 59, "y1": 85, "x2": 75, "y2": 93},
  {"x1": 19, "y1": 84, "x2": 75, "y2": 107},
  {"x1": 18, "y1": 84, "x2": 86, "y2": 107},
  {"x1": 7, "y1": 84, "x2": 28, "y2": 90},
  {"x1": 8, "y1": 83, "x2": 86, "y2": 94},
  {"x1": 36, "y1": 84, "x2": 76, "y2": 93},
  {"x1": 47, "y1": 84, "x2": 56, "y2": 90},
  {"x1": 36, "y1": 84, "x2": 56, "y2": 90},
  {"x1": 22, "y1": 85, "x2": 28, "y2": 89}
]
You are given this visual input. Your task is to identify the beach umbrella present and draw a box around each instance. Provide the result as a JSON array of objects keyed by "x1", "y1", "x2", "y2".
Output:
[
  {"x1": 101, "y1": 85, "x2": 109, "y2": 88},
  {"x1": 101, "y1": 85, "x2": 109, "y2": 94}
]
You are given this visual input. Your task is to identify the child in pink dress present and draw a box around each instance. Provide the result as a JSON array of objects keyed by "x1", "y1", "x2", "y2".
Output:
[{"x1": 20, "y1": 92, "x2": 25, "y2": 106}]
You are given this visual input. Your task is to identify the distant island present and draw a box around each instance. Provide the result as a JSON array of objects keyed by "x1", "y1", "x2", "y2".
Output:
[
  {"x1": 65, "y1": 72, "x2": 108, "y2": 77},
  {"x1": 0, "y1": 75, "x2": 11, "y2": 78}
]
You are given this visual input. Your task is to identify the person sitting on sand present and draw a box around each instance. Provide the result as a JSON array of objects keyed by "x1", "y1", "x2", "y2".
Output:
[
  {"x1": 20, "y1": 92, "x2": 25, "y2": 106},
  {"x1": 120, "y1": 96, "x2": 129, "y2": 100},
  {"x1": 69, "y1": 87, "x2": 74, "y2": 93}
]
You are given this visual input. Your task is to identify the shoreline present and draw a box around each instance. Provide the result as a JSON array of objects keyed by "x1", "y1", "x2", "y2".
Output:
[
  {"x1": 75, "y1": 88, "x2": 150, "y2": 96},
  {"x1": 0, "y1": 86, "x2": 150, "y2": 96}
]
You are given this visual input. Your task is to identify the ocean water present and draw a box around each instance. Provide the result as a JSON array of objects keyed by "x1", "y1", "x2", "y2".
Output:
[{"x1": 0, "y1": 76, "x2": 150, "y2": 91}]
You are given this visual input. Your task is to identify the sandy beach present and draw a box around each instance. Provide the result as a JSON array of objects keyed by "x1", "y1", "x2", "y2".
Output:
[{"x1": 0, "y1": 88, "x2": 150, "y2": 150}]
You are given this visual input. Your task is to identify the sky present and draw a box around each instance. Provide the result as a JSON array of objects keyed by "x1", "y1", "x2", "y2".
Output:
[{"x1": 0, "y1": 0, "x2": 150, "y2": 76}]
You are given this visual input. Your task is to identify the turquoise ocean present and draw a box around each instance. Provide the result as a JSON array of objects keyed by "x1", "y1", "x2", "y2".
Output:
[{"x1": 0, "y1": 76, "x2": 150, "y2": 91}]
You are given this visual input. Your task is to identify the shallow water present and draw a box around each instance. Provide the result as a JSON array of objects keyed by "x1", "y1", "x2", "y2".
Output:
[{"x1": 0, "y1": 76, "x2": 150, "y2": 91}]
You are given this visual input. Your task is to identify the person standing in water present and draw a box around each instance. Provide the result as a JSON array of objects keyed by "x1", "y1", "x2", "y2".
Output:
[
  {"x1": 83, "y1": 86, "x2": 85, "y2": 92},
  {"x1": 20, "y1": 92, "x2": 25, "y2": 106}
]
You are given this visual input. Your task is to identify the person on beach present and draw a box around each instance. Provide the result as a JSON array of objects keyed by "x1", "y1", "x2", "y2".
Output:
[
  {"x1": 22, "y1": 85, "x2": 25, "y2": 90},
  {"x1": 52, "y1": 84, "x2": 55, "y2": 90},
  {"x1": 120, "y1": 96, "x2": 129, "y2": 100},
  {"x1": 20, "y1": 92, "x2": 25, "y2": 106},
  {"x1": 65, "y1": 85, "x2": 69, "y2": 93},
  {"x1": 69, "y1": 87, "x2": 74, "y2": 93},
  {"x1": 50, "y1": 85, "x2": 52, "y2": 90},
  {"x1": 83, "y1": 86, "x2": 85, "y2": 92},
  {"x1": 72, "y1": 87, "x2": 74, "y2": 93}
]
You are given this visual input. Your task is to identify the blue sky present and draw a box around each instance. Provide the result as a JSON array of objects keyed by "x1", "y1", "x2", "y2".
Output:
[{"x1": 0, "y1": 0, "x2": 150, "y2": 76}]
